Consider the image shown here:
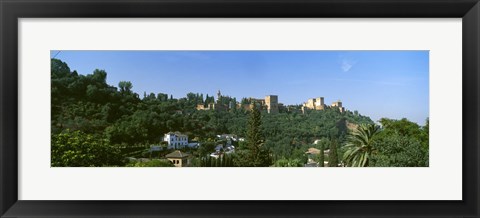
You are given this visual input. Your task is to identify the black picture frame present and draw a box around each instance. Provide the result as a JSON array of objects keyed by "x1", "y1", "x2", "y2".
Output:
[{"x1": 1, "y1": 0, "x2": 479, "y2": 217}]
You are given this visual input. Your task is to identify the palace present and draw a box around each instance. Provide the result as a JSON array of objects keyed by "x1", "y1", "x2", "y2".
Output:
[
  {"x1": 302, "y1": 97, "x2": 345, "y2": 113},
  {"x1": 196, "y1": 91, "x2": 346, "y2": 114},
  {"x1": 197, "y1": 90, "x2": 280, "y2": 114}
]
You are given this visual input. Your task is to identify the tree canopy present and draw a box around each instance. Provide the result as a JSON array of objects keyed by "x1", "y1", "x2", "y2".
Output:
[{"x1": 51, "y1": 58, "x2": 428, "y2": 167}]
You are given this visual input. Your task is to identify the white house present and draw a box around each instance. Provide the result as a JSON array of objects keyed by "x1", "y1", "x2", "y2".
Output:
[{"x1": 164, "y1": 132, "x2": 188, "y2": 149}]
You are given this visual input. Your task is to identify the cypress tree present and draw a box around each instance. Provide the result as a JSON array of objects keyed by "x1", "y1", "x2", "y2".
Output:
[
  {"x1": 221, "y1": 154, "x2": 225, "y2": 167},
  {"x1": 242, "y1": 103, "x2": 272, "y2": 167},
  {"x1": 233, "y1": 103, "x2": 269, "y2": 167},
  {"x1": 329, "y1": 139, "x2": 338, "y2": 167},
  {"x1": 319, "y1": 143, "x2": 325, "y2": 167},
  {"x1": 247, "y1": 103, "x2": 262, "y2": 156}
]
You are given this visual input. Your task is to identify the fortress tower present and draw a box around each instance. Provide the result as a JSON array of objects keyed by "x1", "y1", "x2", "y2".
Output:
[
  {"x1": 315, "y1": 97, "x2": 324, "y2": 106},
  {"x1": 331, "y1": 100, "x2": 342, "y2": 108},
  {"x1": 265, "y1": 95, "x2": 279, "y2": 114},
  {"x1": 331, "y1": 100, "x2": 345, "y2": 113},
  {"x1": 217, "y1": 90, "x2": 222, "y2": 103},
  {"x1": 314, "y1": 97, "x2": 325, "y2": 110},
  {"x1": 304, "y1": 97, "x2": 325, "y2": 110},
  {"x1": 306, "y1": 98, "x2": 316, "y2": 109}
]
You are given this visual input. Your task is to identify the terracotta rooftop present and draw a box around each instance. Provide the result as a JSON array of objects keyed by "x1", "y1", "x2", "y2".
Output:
[
  {"x1": 305, "y1": 147, "x2": 321, "y2": 155},
  {"x1": 165, "y1": 150, "x2": 190, "y2": 158}
]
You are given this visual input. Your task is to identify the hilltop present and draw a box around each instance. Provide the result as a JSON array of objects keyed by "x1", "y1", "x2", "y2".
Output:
[{"x1": 51, "y1": 58, "x2": 378, "y2": 166}]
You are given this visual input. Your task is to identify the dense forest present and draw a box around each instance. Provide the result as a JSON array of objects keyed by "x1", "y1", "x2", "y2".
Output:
[{"x1": 51, "y1": 58, "x2": 429, "y2": 167}]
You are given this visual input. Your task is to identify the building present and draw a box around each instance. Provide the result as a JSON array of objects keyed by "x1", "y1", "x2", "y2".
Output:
[
  {"x1": 237, "y1": 95, "x2": 281, "y2": 114},
  {"x1": 331, "y1": 100, "x2": 345, "y2": 113},
  {"x1": 265, "y1": 95, "x2": 279, "y2": 114},
  {"x1": 198, "y1": 91, "x2": 283, "y2": 114},
  {"x1": 210, "y1": 144, "x2": 235, "y2": 159},
  {"x1": 163, "y1": 132, "x2": 188, "y2": 149},
  {"x1": 196, "y1": 103, "x2": 227, "y2": 111},
  {"x1": 247, "y1": 97, "x2": 266, "y2": 108},
  {"x1": 302, "y1": 97, "x2": 347, "y2": 113},
  {"x1": 237, "y1": 98, "x2": 265, "y2": 112},
  {"x1": 238, "y1": 104, "x2": 253, "y2": 111},
  {"x1": 217, "y1": 90, "x2": 222, "y2": 103},
  {"x1": 304, "y1": 147, "x2": 320, "y2": 167},
  {"x1": 165, "y1": 150, "x2": 191, "y2": 167},
  {"x1": 331, "y1": 101, "x2": 342, "y2": 107},
  {"x1": 303, "y1": 97, "x2": 325, "y2": 110},
  {"x1": 305, "y1": 147, "x2": 330, "y2": 167},
  {"x1": 304, "y1": 98, "x2": 315, "y2": 109},
  {"x1": 217, "y1": 134, "x2": 239, "y2": 144},
  {"x1": 187, "y1": 142, "x2": 200, "y2": 148},
  {"x1": 314, "y1": 97, "x2": 325, "y2": 110},
  {"x1": 301, "y1": 106, "x2": 307, "y2": 114}
]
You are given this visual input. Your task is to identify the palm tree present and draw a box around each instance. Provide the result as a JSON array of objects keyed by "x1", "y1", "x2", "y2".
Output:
[{"x1": 343, "y1": 124, "x2": 380, "y2": 167}]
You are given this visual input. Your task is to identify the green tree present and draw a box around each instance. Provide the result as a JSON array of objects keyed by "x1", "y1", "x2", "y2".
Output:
[
  {"x1": 90, "y1": 69, "x2": 107, "y2": 83},
  {"x1": 371, "y1": 118, "x2": 429, "y2": 167},
  {"x1": 274, "y1": 158, "x2": 303, "y2": 167},
  {"x1": 379, "y1": 118, "x2": 422, "y2": 140},
  {"x1": 200, "y1": 155, "x2": 231, "y2": 167},
  {"x1": 51, "y1": 130, "x2": 125, "y2": 167},
  {"x1": 198, "y1": 141, "x2": 215, "y2": 157},
  {"x1": 127, "y1": 159, "x2": 174, "y2": 167},
  {"x1": 420, "y1": 118, "x2": 429, "y2": 148},
  {"x1": 51, "y1": 58, "x2": 71, "y2": 78},
  {"x1": 318, "y1": 143, "x2": 325, "y2": 167},
  {"x1": 329, "y1": 138, "x2": 338, "y2": 167},
  {"x1": 247, "y1": 104, "x2": 262, "y2": 153},
  {"x1": 118, "y1": 81, "x2": 133, "y2": 94},
  {"x1": 343, "y1": 124, "x2": 380, "y2": 167},
  {"x1": 235, "y1": 104, "x2": 272, "y2": 167},
  {"x1": 371, "y1": 135, "x2": 428, "y2": 167},
  {"x1": 51, "y1": 59, "x2": 380, "y2": 167}
]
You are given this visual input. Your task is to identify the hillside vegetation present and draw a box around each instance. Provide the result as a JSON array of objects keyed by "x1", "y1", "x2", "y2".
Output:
[{"x1": 51, "y1": 58, "x2": 428, "y2": 167}]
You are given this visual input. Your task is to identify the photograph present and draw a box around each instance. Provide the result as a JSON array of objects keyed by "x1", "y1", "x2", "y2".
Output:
[
  {"x1": 50, "y1": 50, "x2": 429, "y2": 167},
  {"x1": 3, "y1": 0, "x2": 477, "y2": 216}
]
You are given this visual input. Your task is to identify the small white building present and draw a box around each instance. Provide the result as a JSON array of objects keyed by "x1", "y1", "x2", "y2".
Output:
[{"x1": 164, "y1": 132, "x2": 188, "y2": 149}]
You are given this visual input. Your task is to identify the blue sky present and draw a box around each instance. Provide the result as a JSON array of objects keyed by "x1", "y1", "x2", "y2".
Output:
[{"x1": 51, "y1": 50, "x2": 429, "y2": 125}]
